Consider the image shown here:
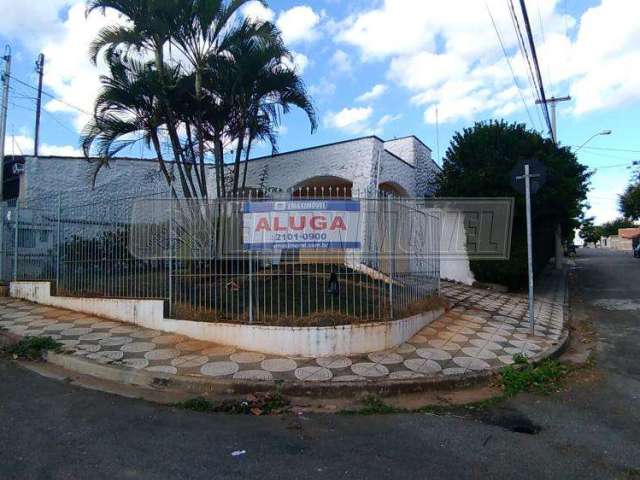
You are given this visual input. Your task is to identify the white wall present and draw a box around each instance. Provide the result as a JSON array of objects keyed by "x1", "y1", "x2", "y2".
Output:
[{"x1": 10, "y1": 281, "x2": 443, "y2": 357}]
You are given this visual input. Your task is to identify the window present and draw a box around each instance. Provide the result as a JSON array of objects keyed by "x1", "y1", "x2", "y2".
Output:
[{"x1": 18, "y1": 229, "x2": 36, "y2": 249}]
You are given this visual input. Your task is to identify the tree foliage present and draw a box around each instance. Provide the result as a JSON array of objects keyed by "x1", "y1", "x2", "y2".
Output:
[
  {"x1": 82, "y1": 0, "x2": 317, "y2": 199},
  {"x1": 619, "y1": 182, "x2": 640, "y2": 220},
  {"x1": 579, "y1": 217, "x2": 602, "y2": 245},
  {"x1": 436, "y1": 120, "x2": 590, "y2": 290},
  {"x1": 598, "y1": 217, "x2": 636, "y2": 237}
]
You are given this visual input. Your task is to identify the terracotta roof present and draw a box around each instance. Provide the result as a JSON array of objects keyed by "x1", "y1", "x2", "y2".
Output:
[{"x1": 618, "y1": 227, "x2": 640, "y2": 239}]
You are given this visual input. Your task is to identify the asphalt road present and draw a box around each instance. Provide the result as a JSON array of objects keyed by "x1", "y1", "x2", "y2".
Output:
[{"x1": 1, "y1": 248, "x2": 639, "y2": 480}]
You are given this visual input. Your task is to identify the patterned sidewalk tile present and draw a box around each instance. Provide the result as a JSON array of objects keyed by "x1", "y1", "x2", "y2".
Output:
[{"x1": 0, "y1": 280, "x2": 565, "y2": 384}]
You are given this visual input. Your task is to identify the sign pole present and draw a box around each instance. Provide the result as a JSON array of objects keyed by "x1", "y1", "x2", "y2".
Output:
[
  {"x1": 248, "y1": 192, "x2": 254, "y2": 324},
  {"x1": 523, "y1": 163, "x2": 535, "y2": 335},
  {"x1": 512, "y1": 158, "x2": 544, "y2": 337}
]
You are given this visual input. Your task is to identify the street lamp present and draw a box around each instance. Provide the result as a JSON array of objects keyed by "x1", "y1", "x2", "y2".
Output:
[{"x1": 574, "y1": 130, "x2": 612, "y2": 152}]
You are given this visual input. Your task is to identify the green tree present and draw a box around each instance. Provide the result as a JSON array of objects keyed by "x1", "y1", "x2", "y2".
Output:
[
  {"x1": 579, "y1": 217, "x2": 602, "y2": 245},
  {"x1": 436, "y1": 120, "x2": 590, "y2": 290},
  {"x1": 599, "y1": 217, "x2": 636, "y2": 237},
  {"x1": 619, "y1": 183, "x2": 640, "y2": 220}
]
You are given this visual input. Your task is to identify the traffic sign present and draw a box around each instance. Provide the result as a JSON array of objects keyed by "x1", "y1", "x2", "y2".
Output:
[{"x1": 510, "y1": 158, "x2": 547, "y2": 195}]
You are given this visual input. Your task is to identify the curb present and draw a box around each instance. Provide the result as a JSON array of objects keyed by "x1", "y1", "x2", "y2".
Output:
[{"x1": 37, "y1": 327, "x2": 570, "y2": 398}]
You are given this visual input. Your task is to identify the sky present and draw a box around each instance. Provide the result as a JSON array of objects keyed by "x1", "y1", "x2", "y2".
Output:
[{"x1": 0, "y1": 0, "x2": 638, "y2": 224}]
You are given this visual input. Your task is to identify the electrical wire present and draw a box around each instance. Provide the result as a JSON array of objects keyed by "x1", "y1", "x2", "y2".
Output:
[
  {"x1": 7, "y1": 73, "x2": 91, "y2": 116},
  {"x1": 516, "y1": 0, "x2": 553, "y2": 136},
  {"x1": 506, "y1": 0, "x2": 544, "y2": 130},
  {"x1": 485, "y1": 1, "x2": 538, "y2": 130},
  {"x1": 571, "y1": 146, "x2": 640, "y2": 154}
]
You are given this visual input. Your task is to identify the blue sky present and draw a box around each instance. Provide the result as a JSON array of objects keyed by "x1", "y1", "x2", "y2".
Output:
[{"x1": 0, "y1": 0, "x2": 638, "y2": 223}]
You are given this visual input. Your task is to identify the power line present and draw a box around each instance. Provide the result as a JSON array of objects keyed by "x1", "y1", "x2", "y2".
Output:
[
  {"x1": 7, "y1": 73, "x2": 91, "y2": 116},
  {"x1": 9, "y1": 100, "x2": 36, "y2": 113},
  {"x1": 507, "y1": 0, "x2": 544, "y2": 130},
  {"x1": 42, "y1": 110, "x2": 79, "y2": 135},
  {"x1": 594, "y1": 163, "x2": 636, "y2": 170},
  {"x1": 485, "y1": 1, "x2": 537, "y2": 129},
  {"x1": 575, "y1": 150, "x2": 639, "y2": 161},
  {"x1": 517, "y1": 0, "x2": 553, "y2": 136},
  {"x1": 571, "y1": 146, "x2": 640, "y2": 154},
  {"x1": 536, "y1": 2, "x2": 553, "y2": 92},
  {"x1": 8, "y1": 82, "x2": 80, "y2": 136}
]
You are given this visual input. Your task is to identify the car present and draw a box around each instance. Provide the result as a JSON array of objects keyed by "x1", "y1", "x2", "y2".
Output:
[{"x1": 634, "y1": 244, "x2": 640, "y2": 258}]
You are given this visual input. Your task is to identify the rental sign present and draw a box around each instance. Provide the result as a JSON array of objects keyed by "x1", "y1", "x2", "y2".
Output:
[{"x1": 242, "y1": 200, "x2": 362, "y2": 250}]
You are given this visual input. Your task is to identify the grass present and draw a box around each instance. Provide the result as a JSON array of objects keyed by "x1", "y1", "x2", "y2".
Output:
[
  {"x1": 341, "y1": 394, "x2": 404, "y2": 415},
  {"x1": 5, "y1": 336, "x2": 62, "y2": 360},
  {"x1": 342, "y1": 356, "x2": 573, "y2": 416},
  {"x1": 175, "y1": 390, "x2": 290, "y2": 415},
  {"x1": 340, "y1": 394, "x2": 505, "y2": 416},
  {"x1": 499, "y1": 357, "x2": 570, "y2": 397}
]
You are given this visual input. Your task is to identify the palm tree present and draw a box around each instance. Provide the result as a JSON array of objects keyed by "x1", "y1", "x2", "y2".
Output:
[
  {"x1": 169, "y1": 14, "x2": 284, "y2": 198},
  {"x1": 238, "y1": 56, "x2": 318, "y2": 192},
  {"x1": 81, "y1": 55, "x2": 180, "y2": 198},
  {"x1": 84, "y1": 0, "x2": 316, "y2": 200}
]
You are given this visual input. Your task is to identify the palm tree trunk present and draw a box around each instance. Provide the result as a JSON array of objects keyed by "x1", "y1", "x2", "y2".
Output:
[
  {"x1": 194, "y1": 68, "x2": 209, "y2": 199},
  {"x1": 213, "y1": 130, "x2": 225, "y2": 198},
  {"x1": 153, "y1": 42, "x2": 195, "y2": 199},
  {"x1": 185, "y1": 122, "x2": 206, "y2": 196},
  {"x1": 232, "y1": 126, "x2": 245, "y2": 195},
  {"x1": 241, "y1": 135, "x2": 253, "y2": 191},
  {"x1": 150, "y1": 129, "x2": 178, "y2": 199}
]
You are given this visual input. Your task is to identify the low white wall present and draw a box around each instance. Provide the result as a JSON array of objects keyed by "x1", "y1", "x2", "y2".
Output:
[
  {"x1": 161, "y1": 309, "x2": 442, "y2": 357},
  {"x1": 10, "y1": 281, "x2": 443, "y2": 357},
  {"x1": 10, "y1": 282, "x2": 166, "y2": 329},
  {"x1": 440, "y1": 218, "x2": 475, "y2": 285}
]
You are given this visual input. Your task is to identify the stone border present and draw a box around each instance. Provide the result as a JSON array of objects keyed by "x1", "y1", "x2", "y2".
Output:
[
  {"x1": 9, "y1": 281, "x2": 443, "y2": 357},
  {"x1": 27, "y1": 327, "x2": 569, "y2": 397}
]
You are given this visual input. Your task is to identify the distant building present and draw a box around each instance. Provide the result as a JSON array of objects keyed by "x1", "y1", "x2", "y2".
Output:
[{"x1": 600, "y1": 227, "x2": 640, "y2": 252}]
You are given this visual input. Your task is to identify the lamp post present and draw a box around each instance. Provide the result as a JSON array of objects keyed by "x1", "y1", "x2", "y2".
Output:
[{"x1": 574, "y1": 130, "x2": 612, "y2": 153}]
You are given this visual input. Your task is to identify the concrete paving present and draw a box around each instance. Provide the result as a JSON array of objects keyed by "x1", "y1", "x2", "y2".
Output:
[{"x1": 0, "y1": 278, "x2": 565, "y2": 386}]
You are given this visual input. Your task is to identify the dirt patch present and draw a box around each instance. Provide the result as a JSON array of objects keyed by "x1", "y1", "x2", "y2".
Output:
[{"x1": 173, "y1": 295, "x2": 448, "y2": 327}]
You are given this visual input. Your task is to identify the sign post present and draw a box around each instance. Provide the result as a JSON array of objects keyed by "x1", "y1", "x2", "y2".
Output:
[{"x1": 511, "y1": 159, "x2": 545, "y2": 336}]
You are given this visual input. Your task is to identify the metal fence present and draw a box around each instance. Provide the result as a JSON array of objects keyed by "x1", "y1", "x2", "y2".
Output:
[{"x1": 1, "y1": 188, "x2": 440, "y2": 325}]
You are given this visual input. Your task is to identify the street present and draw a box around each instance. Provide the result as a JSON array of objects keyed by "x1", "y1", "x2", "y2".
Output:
[{"x1": 1, "y1": 248, "x2": 639, "y2": 479}]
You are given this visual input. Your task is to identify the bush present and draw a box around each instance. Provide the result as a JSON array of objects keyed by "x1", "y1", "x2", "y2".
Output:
[
  {"x1": 435, "y1": 120, "x2": 590, "y2": 290},
  {"x1": 5, "y1": 336, "x2": 62, "y2": 360}
]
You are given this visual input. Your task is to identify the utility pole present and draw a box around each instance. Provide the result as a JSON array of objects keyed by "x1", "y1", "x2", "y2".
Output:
[
  {"x1": 0, "y1": 46, "x2": 11, "y2": 202},
  {"x1": 536, "y1": 96, "x2": 571, "y2": 144},
  {"x1": 536, "y1": 95, "x2": 571, "y2": 270},
  {"x1": 34, "y1": 53, "x2": 45, "y2": 157}
]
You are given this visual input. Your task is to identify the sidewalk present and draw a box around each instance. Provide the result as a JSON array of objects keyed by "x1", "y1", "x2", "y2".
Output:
[{"x1": 0, "y1": 272, "x2": 567, "y2": 389}]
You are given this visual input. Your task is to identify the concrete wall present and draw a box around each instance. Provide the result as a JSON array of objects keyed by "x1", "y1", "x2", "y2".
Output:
[
  {"x1": 602, "y1": 235, "x2": 632, "y2": 251},
  {"x1": 383, "y1": 136, "x2": 440, "y2": 197},
  {"x1": 10, "y1": 281, "x2": 443, "y2": 357},
  {"x1": 10, "y1": 281, "x2": 166, "y2": 328},
  {"x1": 232, "y1": 136, "x2": 378, "y2": 194},
  {"x1": 20, "y1": 156, "x2": 173, "y2": 208},
  {"x1": 18, "y1": 135, "x2": 441, "y2": 202}
]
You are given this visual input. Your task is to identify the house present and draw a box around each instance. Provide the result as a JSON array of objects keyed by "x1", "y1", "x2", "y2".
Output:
[
  {"x1": 2, "y1": 135, "x2": 440, "y2": 206},
  {"x1": 600, "y1": 227, "x2": 640, "y2": 252},
  {"x1": 1, "y1": 134, "x2": 480, "y2": 286}
]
